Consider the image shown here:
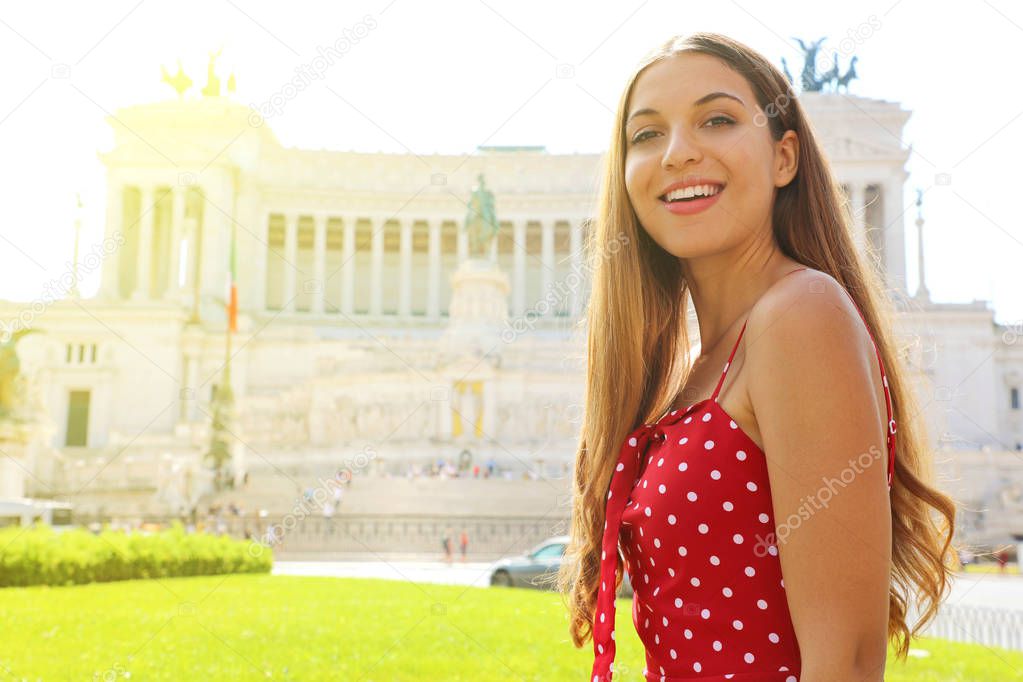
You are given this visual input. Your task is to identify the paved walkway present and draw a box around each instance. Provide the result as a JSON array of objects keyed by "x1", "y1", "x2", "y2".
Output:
[{"x1": 273, "y1": 561, "x2": 1023, "y2": 610}]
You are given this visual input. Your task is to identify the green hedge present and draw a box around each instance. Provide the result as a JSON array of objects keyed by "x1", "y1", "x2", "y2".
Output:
[{"x1": 0, "y1": 521, "x2": 272, "y2": 587}]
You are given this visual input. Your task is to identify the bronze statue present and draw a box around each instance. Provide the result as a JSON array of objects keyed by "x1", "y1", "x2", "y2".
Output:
[
  {"x1": 161, "y1": 59, "x2": 192, "y2": 99},
  {"x1": 463, "y1": 173, "x2": 499, "y2": 258},
  {"x1": 0, "y1": 328, "x2": 39, "y2": 421},
  {"x1": 785, "y1": 37, "x2": 859, "y2": 93},
  {"x1": 201, "y1": 47, "x2": 223, "y2": 97}
]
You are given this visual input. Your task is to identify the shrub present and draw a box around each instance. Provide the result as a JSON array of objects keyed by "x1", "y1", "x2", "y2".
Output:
[{"x1": 0, "y1": 521, "x2": 272, "y2": 587}]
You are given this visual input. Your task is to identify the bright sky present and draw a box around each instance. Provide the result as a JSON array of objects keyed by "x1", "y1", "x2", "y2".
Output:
[{"x1": 1, "y1": 1, "x2": 1018, "y2": 324}]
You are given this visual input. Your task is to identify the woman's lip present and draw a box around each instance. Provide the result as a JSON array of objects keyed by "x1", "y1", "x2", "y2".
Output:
[{"x1": 658, "y1": 187, "x2": 724, "y2": 215}]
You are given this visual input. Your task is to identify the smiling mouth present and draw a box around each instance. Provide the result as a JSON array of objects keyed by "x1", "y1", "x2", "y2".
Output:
[{"x1": 658, "y1": 185, "x2": 726, "y2": 203}]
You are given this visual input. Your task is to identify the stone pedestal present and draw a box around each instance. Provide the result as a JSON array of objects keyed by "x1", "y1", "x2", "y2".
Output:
[
  {"x1": 438, "y1": 258, "x2": 510, "y2": 366},
  {"x1": 0, "y1": 420, "x2": 36, "y2": 499},
  {"x1": 437, "y1": 258, "x2": 509, "y2": 446}
]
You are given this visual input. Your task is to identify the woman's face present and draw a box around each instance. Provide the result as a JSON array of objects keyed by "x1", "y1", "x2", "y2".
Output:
[{"x1": 624, "y1": 52, "x2": 797, "y2": 258}]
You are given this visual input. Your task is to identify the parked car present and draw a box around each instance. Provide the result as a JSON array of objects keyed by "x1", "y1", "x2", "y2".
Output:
[{"x1": 489, "y1": 534, "x2": 633, "y2": 597}]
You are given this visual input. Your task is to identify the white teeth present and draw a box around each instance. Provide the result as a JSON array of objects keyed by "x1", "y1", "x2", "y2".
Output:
[{"x1": 664, "y1": 184, "x2": 722, "y2": 201}]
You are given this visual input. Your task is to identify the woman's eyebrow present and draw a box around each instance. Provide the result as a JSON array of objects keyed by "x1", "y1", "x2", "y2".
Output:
[{"x1": 626, "y1": 91, "x2": 746, "y2": 125}]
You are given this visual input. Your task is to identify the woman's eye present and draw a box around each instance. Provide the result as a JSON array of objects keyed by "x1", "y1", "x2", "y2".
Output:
[
  {"x1": 630, "y1": 130, "x2": 658, "y2": 145},
  {"x1": 705, "y1": 115, "x2": 735, "y2": 128}
]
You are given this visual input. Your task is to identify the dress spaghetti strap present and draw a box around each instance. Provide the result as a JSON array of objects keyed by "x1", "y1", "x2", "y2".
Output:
[{"x1": 708, "y1": 267, "x2": 896, "y2": 490}]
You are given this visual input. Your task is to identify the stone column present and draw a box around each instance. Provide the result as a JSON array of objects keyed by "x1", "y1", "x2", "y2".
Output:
[
  {"x1": 183, "y1": 216, "x2": 199, "y2": 310},
  {"x1": 370, "y1": 216, "x2": 384, "y2": 316},
  {"x1": 169, "y1": 186, "x2": 187, "y2": 297},
  {"x1": 398, "y1": 218, "x2": 413, "y2": 317},
  {"x1": 427, "y1": 217, "x2": 441, "y2": 318},
  {"x1": 342, "y1": 215, "x2": 356, "y2": 315},
  {"x1": 512, "y1": 218, "x2": 526, "y2": 317},
  {"x1": 283, "y1": 213, "x2": 297, "y2": 312},
  {"x1": 541, "y1": 218, "x2": 555, "y2": 314},
  {"x1": 253, "y1": 211, "x2": 270, "y2": 312},
  {"x1": 884, "y1": 176, "x2": 908, "y2": 295},
  {"x1": 457, "y1": 220, "x2": 468, "y2": 263},
  {"x1": 312, "y1": 212, "x2": 327, "y2": 314},
  {"x1": 133, "y1": 186, "x2": 154, "y2": 301},
  {"x1": 100, "y1": 178, "x2": 122, "y2": 299},
  {"x1": 851, "y1": 183, "x2": 867, "y2": 257},
  {"x1": 569, "y1": 217, "x2": 584, "y2": 317}
]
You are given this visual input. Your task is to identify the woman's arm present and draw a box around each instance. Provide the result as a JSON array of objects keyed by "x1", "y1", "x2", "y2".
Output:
[{"x1": 744, "y1": 273, "x2": 892, "y2": 681}]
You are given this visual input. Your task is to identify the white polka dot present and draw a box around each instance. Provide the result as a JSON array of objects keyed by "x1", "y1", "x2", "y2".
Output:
[
  {"x1": 598, "y1": 643, "x2": 604, "y2": 654},
  {"x1": 768, "y1": 545, "x2": 778, "y2": 556},
  {"x1": 602, "y1": 550, "x2": 606, "y2": 560},
  {"x1": 611, "y1": 630, "x2": 615, "y2": 640},
  {"x1": 690, "y1": 576, "x2": 700, "y2": 587},
  {"x1": 644, "y1": 507, "x2": 652, "y2": 517},
  {"x1": 616, "y1": 462, "x2": 624, "y2": 471},
  {"x1": 746, "y1": 481, "x2": 758, "y2": 492},
  {"x1": 745, "y1": 566, "x2": 756, "y2": 577},
  {"x1": 744, "y1": 652, "x2": 755, "y2": 664},
  {"x1": 667, "y1": 514, "x2": 677, "y2": 525},
  {"x1": 780, "y1": 579, "x2": 785, "y2": 588},
  {"x1": 600, "y1": 612, "x2": 605, "y2": 622},
  {"x1": 698, "y1": 523, "x2": 709, "y2": 534},
  {"x1": 758, "y1": 512, "x2": 770, "y2": 523},
  {"x1": 769, "y1": 632, "x2": 780, "y2": 643},
  {"x1": 693, "y1": 662, "x2": 702, "y2": 673},
  {"x1": 667, "y1": 568, "x2": 675, "y2": 577},
  {"x1": 704, "y1": 440, "x2": 715, "y2": 450},
  {"x1": 702, "y1": 412, "x2": 712, "y2": 422},
  {"x1": 674, "y1": 597, "x2": 683, "y2": 608},
  {"x1": 658, "y1": 484, "x2": 666, "y2": 494},
  {"x1": 670, "y1": 649, "x2": 677, "y2": 659},
  {"x1": 684, "y1": 628, "x2": 693, "y2": 639},
  {"x1": 710, "y1": 469, "x2": 721, "y2": 480},
  {"x1": 722, "y1": 587, "x2": 733, "y2": 597},
  {"x1": 653, "y1": 538, "x2": 661, "y2": 548},
  {"x1": 757, "y1": 599, "x2": 768, "y2": 610},
  {"x1": 678, "y1": 437, "x2": 688, "y2": 445},
  {"x1": 678, "y1": 545, "x2": 687, "y2": 557},
  {"x1": 642, "y1": 480, "x2": 647, "y2": 489},
  {"x1": 700, "y1": 608, "x2": 710, "y2": 619},
  {"x1": 677, "y1": 462, "x2": 688, "y2": 472},
  {"x1": 713, "y1": 640, "x2": 722, "y2": 651},
  {"x1": 687, "y1": 491, "x2": 698, "y2": 502},
  {"x1": 733, "y1": 533, "x2": 744, "y2": 544},
  {"x1": 732, "y1": 619, "x2": 744, "y2": 630},
  {"x1": 729, "y1": 420, "x2": 737, "y2": 429},
  {"x1": 709, "y1": 555, "x2": 720, "y2": 566},
  {"x1": 628, "y1": 437, "x2": 637, "y2": 446},
  {"x1": 722, "y1": 501, "x2": 734, "y2": 511},
  {"x1": 657, "y1": 457, "x2": 664, "y2": 467},
  {"x1": 684, "y1": 416, "x2": 692, "y2": 424},
  {"x1": 786, "y1": 677, "x2": 797, "y2": 682},
  {"x1": 655, "y1": 633, "x2": 660, "y2": 644},
  {"x1": 662, "y1": 616, "x2": 669, "y2": 627},
  {"x1": 736, "y1": 450, "x2": 747, "y2": 461}
]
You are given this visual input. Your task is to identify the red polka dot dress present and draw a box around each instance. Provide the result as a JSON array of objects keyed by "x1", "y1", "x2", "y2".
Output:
[{"x1": 590, "y1": 274, "x2": 897, "y2": 681}]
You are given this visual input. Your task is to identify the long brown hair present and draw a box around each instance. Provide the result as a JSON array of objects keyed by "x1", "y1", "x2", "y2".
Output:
[{"x1": 557, "y1": 31, "x2": 958, "y2": 662}]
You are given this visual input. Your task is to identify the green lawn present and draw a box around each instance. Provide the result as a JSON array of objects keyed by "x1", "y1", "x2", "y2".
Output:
[
  {"x1": 0, "y1": 575, "x2": 1020, "y2": 680},
  {"x1": 961, "y1": 563, "x2": 1020, "y2": 576}
]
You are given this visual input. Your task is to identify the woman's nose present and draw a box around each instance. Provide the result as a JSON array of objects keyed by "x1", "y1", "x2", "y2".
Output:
[{"x1": 661, "y1": 129, "x2": 700, "y2": 169}]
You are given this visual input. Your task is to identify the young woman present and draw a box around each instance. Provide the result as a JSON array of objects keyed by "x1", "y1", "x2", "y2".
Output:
[{"x1": 558, "y1": 33, "x2": 957, "y2": 682}]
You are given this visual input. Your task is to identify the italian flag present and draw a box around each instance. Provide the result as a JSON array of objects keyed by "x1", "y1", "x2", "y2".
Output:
[{"x1": 227, "y1": 226, "x2": 238, "y2": 333}]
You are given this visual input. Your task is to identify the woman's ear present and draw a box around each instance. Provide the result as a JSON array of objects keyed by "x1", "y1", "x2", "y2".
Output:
[{"x1": 774, "y1": 130, "x2": 799, "y2": 188}]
